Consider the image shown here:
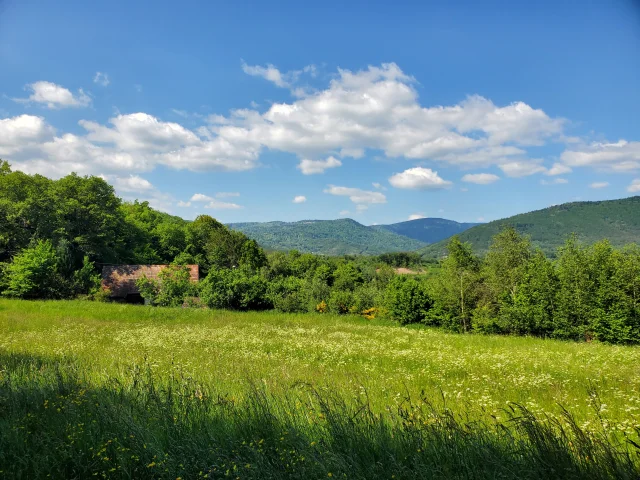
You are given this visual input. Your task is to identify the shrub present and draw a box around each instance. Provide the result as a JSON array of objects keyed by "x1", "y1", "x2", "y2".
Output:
[
  {"x1": 327, "y1": 290, "x2": 355, "y2": 315},
  {"x1": 92, "y1": 287, "x2": 112, "y2": 302},
  {"x1": 136, "y1": 265, "x2": 197, "y2": 307},
  {"x1": 305, "y1": 277, "x2": 332, "y2": 311},
  {"x1": 73, "y1": 256, "x2": 101, "y2": 296},
  {"x1": 200, "y1": 268, "x2": 271, "y2": 311},
  {"x1": 198, "y1": 268, "x2": 233, "y2": 309},
  {"x1": 351, "y1": 284, "x2": 381, "y2": 313},
  {"x1": 472, "y1": 304, "x2": 506, "y2": 334},
  {"x1": 268, "y1": 276, "x2": 307, "y2": 313},
  {"x1": 333, "y1": 262, "x2": 364, "y2": 292},
  {"x1": 385, "y1": 276, "x2": 433, "y2": 325},
  {"x1": 136, "y1": 275, "x2": 160, "y2": 305},
  {"x1": 230, "y1": 272, "x2": 271, "y2": 310},
  {"x1": 2, "y1": 240, "x2": 63, "y2": 299}
]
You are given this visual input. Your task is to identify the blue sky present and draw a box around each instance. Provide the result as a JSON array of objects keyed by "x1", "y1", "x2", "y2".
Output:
[{"x1": 1, "y1": 0, "x2": 639, "y2": 225}]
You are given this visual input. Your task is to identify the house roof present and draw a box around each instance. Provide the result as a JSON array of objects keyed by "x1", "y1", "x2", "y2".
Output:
[{"x1": 101, "y1": 264, "x2": 199, "y2": 298}]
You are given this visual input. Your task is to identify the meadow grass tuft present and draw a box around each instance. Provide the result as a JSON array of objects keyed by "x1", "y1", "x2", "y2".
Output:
[{"x1": 1, "y1": 299, "x2": 640, "y2": 478}]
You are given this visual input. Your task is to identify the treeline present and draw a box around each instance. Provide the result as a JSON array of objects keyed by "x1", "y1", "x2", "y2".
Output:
[
  {"x1": 0, "y1": 163, "x2": 412, "y2": 306},
  {"x1": 134, "y1": 229, "x2": 640, "y2": 344},
  {"x1": 0, "y1": 162, "x2": 270, "y2": 298},
  {"x1": 2, "y1": 163, "x2": 639, "y2": 344},
  {"x1": 427, "y1": 230, "x2": 640, "y2": 343}
]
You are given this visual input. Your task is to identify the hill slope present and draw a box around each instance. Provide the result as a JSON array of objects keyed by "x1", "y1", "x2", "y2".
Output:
[
  {"x1": 373, "y1": 218, "x2": 479, "y2": 244},
  {"x1": 228, "y1": 218, "x2": 426, "y2": 255},
  {"x1": 420, "y1": 196, "x2": 640, "y2": 257}
]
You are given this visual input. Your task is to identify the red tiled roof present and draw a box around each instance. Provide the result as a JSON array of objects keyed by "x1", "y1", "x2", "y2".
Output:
[{"x1": 101, "y1": 265, "x2": 199, "y2": 297}]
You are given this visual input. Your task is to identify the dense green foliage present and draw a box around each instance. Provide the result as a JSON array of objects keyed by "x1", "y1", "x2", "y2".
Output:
[
  {"x1": 2, "y1": 301, "x2": 640, "y2": 478},
  {"x1": 3, "y1": 163, "x2": 640, "y2": 344},
  {"x1": 373, "y1": 217, "x2": 479, "y2": 244},
  {"x1": 425, "y1": 230, "x2": 640, "y2": 343},
  {"x1": 420, "y1": 196, "x2": 640, "y2": 257},
  {"x1": 229, "y1": 218, "x2": 427, "y2": 255},
  {"x1": 0, "y1": 162, "x2": 268, "y2": 297},
  {"x1": 385, "y1": 276, "x2": 433, "y2": 324},
  {"x1": 136, "y1": 265, "x2": 199, "y2": 307}
]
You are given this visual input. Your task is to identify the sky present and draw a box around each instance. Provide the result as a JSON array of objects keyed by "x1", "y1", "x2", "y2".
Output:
[{"x1": 1, "y1": 0, "x2": 639, "y2": 225}]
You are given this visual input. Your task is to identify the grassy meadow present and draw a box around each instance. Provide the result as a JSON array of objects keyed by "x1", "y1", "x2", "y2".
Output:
[{"x1": 1, "y1": 299, "x2": 640, "y2": 479}]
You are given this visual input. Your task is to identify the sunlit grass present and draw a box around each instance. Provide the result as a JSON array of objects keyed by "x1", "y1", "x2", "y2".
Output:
[
  {"x1": 2, "y1": 299, "x2": 639, "y2": 428},
  {"x1": 1, "y1": 299, "x2": 639, "y2": 478}
]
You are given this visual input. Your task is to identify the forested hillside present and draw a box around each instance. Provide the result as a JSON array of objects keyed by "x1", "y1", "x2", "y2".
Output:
[
  {"x1": 373, "y1": 218, "x2": 479, "y2": 244},
  {"x1": 228, "y1": 219, "x2": 426, "y2": 255},
  {"x1": 421, "y1": 197, "x2": 640, "y2": 257},
  {"x1": 0, "y1": 162, "x2": 269, "y2": 298}
]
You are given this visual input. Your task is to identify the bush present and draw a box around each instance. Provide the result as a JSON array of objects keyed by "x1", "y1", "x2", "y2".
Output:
[
  {"x1": 327, "y1": 290, "x2": 355, "y2": 315},
  {"x1": 472, "y1": 304, "x2": 506, "y2": 334},
  {"x1": 268, "y1": 276, "x2": 308, "y2": 313},
  {"x1": 73, "y1": 256, "x2": 101, "y2": 296},
  {"x1": 198, "y1": 269, "x2": 233, "y2": 309},
  {"x1": 385, "y1": 276, "x2": 433, "y2": 325},
  {"x1": 333, "y1": 262, "x2": 364, "y2": 292},
  {"x1": 230, "y1": 272, "x2": 271, "y2": 310},
  {"x1": 200, "y1": 268, "x2": 271, "y2": 311},
  {"x1": 92, "y1": 287, "x2": 112, "y2": 302},
  {"x1": 2, "y1": 240, "x2": 64, "y2": 299},
  {"x1": 305, "y1": 277, "x2": 332, "y2": 311},
  {"x1": 136, "y1": 265, "x2": 197, "y2": 307},
  {"x1": 351, "y1": 284, "x2": 381, "y2": 313}
]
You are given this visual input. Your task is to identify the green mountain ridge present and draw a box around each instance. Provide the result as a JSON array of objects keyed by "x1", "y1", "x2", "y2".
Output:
[
  {"x1": 227, "y1": 217, "x2": 479, "y2": 256},
  {"x1": 420, "y1": 196, "x2": 640, "y2": 257},
  {"x1": 228, "y1": 218, "x2": 427, "y2": 255},
  {"x1": 372, "y1": 217, "x2": 480, "y2": 244}
]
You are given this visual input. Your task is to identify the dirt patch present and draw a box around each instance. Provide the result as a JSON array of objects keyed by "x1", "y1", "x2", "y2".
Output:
[{"x1": 395, "y1": 268, "x2": 419, "y2": 275}]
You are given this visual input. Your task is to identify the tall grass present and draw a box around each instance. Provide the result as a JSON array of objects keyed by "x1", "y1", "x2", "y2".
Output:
[
  {"x1": 1, "y1": 352, "x2": 638, "y2": 479},
  {"x1": 1, "y1": 299, "x2": 640, "y2": 478}
]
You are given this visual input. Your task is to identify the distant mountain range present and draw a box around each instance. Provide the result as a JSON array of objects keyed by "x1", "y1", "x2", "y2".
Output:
[
  {"x1": 228, "y1": 217, "x2": 477, "y2": 255},
  {"x1": 373, "y1": 218, "x2": 480, "y2": 244},
  {"x1": 419, "y1": 196, "x2": 640, "y2": 258},
  {"x1": 229, "y1": 196, "x2": 640, "y2": 257}
]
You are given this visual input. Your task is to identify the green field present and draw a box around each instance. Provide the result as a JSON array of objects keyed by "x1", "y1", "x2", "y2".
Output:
[{"x1": 1, "y1": 300, "x2": 640, "y2": 479}]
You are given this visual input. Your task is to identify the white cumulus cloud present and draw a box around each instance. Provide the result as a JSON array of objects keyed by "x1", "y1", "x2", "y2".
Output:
[
  {"x1": 97, "y1": 174, "x2": 173, "y2": 212},
  {"x1": 561, "y1": 140, "x2": 640, "y2": 172},
  {"x1": 499, "y1": 161, "x2": 547, "y2": 178},
  {"x1": 190, "y1": 193, "x2": 214, "y2": 202},
  {"x1": 242, "y1": 62, "x2": 290, "y2": 88},
  {"x1": 109, "y1": 174, "x2": 154, "y2": 192},
  {"x1": 293, "y1": 195, "x2": 307, "y2": 203},
  {"x1": 297, "y1": 156, "x2": 342, "y2": 175},
  {"x1": 408, "y1": 213, "x2": 425, "y2": 220},
  {"x1": 14, "y1": 81, "x2": 91, "y2": 109},
  {"x1": 6, "y1": 63, "x2": 628, "y2": 185},
  {"x1": 590, "y1": 182, "x2": 610, "y2": 189},
  {"x1": 461, "y1": 173, "x2": 500, "y2": 184},
  {"x1": 628, "y1": 179, "x2": 640, "y2": 193},
  {"x1": 324, "y1": 185, "x2": 386, "y2": 206},
  {"x1": 546, "y1": 163, "x2": 572, "y2": 176},
  {"x1": 389, "y1": 167, "x2": 452, "y2": 190},
  {"x1": 540, "y1": 178, "x2": 569, "y2": 185},
  {"x1": 204, "y1": 200, "x2": 243, "y2": 210},
  {"x1": 0, "y1": 115, "x2": 55, "y2": 155},
  {"x1": 241, "y1": 61, "x2": 316, "y2": 93}
]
